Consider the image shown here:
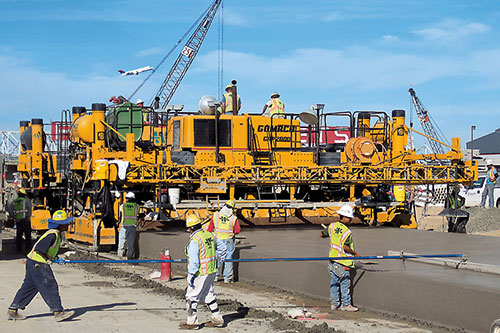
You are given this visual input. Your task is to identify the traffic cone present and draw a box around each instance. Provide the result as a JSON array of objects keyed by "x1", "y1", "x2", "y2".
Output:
[{"x1": 160, "y1": 249, "x2": 172, "y2": 281}]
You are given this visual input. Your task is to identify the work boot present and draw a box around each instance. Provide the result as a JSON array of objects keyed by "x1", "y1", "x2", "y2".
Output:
[
  {"x1": 206, "y1": 312, "x2": 224, "y2": 327},
  {"x1": 340, "y1": 305, "x2": 358, "y2": 312},
  {"x1": 7, "y1": 308, "x2": 26, "y2": 321},
  {"x1": 54, "y1": 310, "x2": 74, "y2": 322}
]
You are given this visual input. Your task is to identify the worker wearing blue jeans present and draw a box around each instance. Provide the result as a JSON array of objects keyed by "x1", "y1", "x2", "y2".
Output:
[
  {"x1": 329, "y1": 261, "x2": 352, "y2": 308},
  {"x1": 480, "y1": 160, "x2": 498, "y2": 208}
]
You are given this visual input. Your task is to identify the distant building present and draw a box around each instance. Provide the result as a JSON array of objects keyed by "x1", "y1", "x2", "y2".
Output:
[{"x1": 466, "y1": 128, "x2": 500, "y2": 169}]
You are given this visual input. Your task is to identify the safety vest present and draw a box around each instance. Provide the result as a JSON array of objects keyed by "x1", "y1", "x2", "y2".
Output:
[
  {"x1": 185, "y1": 229, "x2": 217, "y2": 276},
  {"x1": 13, "y1": 197, "x2": 29, "y2": 221},
  {"x1": 213, "y1": 211, "x2": 237, "y2": 240},
  {"x1": 328, "y1": 222, "x2": 355, "y2": 268},
  {"x1": 120, "y1": 202, "x2": 138, "y2": 226},
  {"x1": 488, "y1": 167, "x2": 497, "y2": 184},
  {"x1": 27, "y1": 229, "x2": 61, "y2": 264},
  {"x1": 222, "y1": 93, "x2": 240, "y2": 113},
  {"x1": 269, "y1": 98, "x2": 285, "y2": 118}
]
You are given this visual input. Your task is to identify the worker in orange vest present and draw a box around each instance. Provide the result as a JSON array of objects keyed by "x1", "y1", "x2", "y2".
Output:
[{"x1": 262, "y1": 92, "x2": 285, "y2": 118}]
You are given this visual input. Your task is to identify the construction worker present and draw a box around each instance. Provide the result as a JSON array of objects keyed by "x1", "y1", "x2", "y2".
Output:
[
  {"x1": 9, "y1": 188, "x2": 32, "y2": 253},
  {"x1": 261, "y1": 92, "x2": 285, "y2": 118},
  {"x1": 118, "y1": 191, "x2": 138, "y2": 259},
  {"x1": 181, "y1": 214, "x2": 224, "y2": 329},
  {"x1": 320, "y1": 205, "x2": 359, "y2": 312},
  {"x1": 480, "y1": 159, "x2": 498, "y2": 208},
  {"x1": 8, "y1": 210, "x2": 75, "y2": 322},
  {"x1": 136, "y1": 99, "x2": 144, "y2": 107},
  {"x1": 220, "y1": 84, "x2": 241, "y2": 114},
  {"x1": 206, "y1": 200, "x2": 241, "y2": 283}
]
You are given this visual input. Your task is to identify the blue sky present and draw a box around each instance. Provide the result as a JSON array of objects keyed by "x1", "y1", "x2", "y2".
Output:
[{"x1": 1, "y1": 0, "x2": 500, "y2": 148}]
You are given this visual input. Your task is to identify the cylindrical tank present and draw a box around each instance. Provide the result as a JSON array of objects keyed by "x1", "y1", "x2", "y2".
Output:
[
  {"x1": 19, "y1": 121, "x2": 30, "y2": 153},
  {"x1": 198, "y1": 95, "x2": 217, "y2": 115},
  {"x1": 31, "y1": 118, "x2": 44, "y2": 154},
  {"x1": 92, "y1": 103, "x2": 106, "y2": 149},
  {"x1": 70, "y1": 114, "x2": 94, "y2": 143},
  {"x1": 357, "y1": 113, "x2": 370, "y2": 138},
  {"x1": 391, "y1": 110, "x2": 406, "y2": 157}
]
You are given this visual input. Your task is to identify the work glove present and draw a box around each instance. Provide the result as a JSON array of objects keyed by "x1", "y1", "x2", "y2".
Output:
[{"x1": 187, "y1": 274, "x2": 196, "y2": 288}]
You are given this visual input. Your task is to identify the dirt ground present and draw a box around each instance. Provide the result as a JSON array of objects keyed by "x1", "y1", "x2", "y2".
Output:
[{"x1": 0, "y1": 229, "x2": 444, "y2": 333}]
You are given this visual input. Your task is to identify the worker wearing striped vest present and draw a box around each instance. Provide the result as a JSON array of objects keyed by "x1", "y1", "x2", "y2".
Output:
[
  {"x1": 206, "y1": 200, "x2": 241, "y2": 283},
  {"x1": 220, "y1": 84, "x2": 241, "y2": 114},
  {"x1": 181, "y1": 214, "x2": 224, "y2": 329},
  {"x1": 480, "y1": 159, "x2": 498, "y2": 208},
  {"x1": 10, "y1": 188, "x2": 32, "y2": 253},
  {"x1": 8, "y1": 210, "x2": 74, "y2": 322},
  {"x1": 118, "y1": 191, "x2": 138, "y2": 259},
  {"x1": 321, "y1": 205, "x2": 359, "y2": 312},
  {"x1": 262, "y1": 92, "x2": 285, "y2": 118}
]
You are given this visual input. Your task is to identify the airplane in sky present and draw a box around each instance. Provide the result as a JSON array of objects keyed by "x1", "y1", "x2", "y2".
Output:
[{"x1": 118, "y1": 66, "x2": 154, "y2": 76}]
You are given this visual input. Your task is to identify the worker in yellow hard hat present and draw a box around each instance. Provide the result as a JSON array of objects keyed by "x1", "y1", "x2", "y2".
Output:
[
  {"x1": 181, "y1": 214, "x2": 224, "y2": 329},
  {"x1": 320, "y1": 205, "x2": 359, "y2": 312},
  {"x1": 205, "y1": 200, "x2": 241, "y2": 283},
  {"x1": 8, "y1": 209, "x2": 74, "y2": 322},
  {"x1": 261, "y1": 92, "x2": 285, "y2": 118},
  {"x1": 219, "y1": 84, "x2": 241, "y2": 114},
  {"x1": 9, "y1": 188, "x2": 32, "y2": 253}
]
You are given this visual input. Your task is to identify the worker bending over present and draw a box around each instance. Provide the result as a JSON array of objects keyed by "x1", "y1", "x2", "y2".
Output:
[
  {"x1": 8, "y1": 210, "x2": 75, "y2": 322},
  {"x1": 118, "y1": 191, "x2": 138, "y2": 259},
  {"x1": 262, "y1": 92, "x2": 285, "y2": 118},
  {"x1": 321, "y1": 205, "x2": 359, "y2": 312},
  {"x1": 206, "y1": 200, "x2": 241, "y2": 283},
  {"x1": 181, "y1": 214, "x2": 224, "y2": 329},
  {"x1": 9, "y1": 188, "x2": 32, "y2": 253},
  {"x1": 220, "y1": 84, "x2": 241, "y2": 114}
]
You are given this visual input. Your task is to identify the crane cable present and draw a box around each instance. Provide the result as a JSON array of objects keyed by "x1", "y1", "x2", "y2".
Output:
[
  {"x1": 128, "y1": 2, "x2": 214, "y2": 101},
  {"x1": 217, "y1": 1, "x2": 224, "y2": 100}
]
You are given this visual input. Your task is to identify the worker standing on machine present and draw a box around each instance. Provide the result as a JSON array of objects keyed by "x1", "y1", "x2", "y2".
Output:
[
  {"x1": 321, "y1": 205, "x2": 359, "y2": 312},
  {"x1": 9, "y1": 188, "x2": 32, "y2": 254},
  {"x1": 261, "y1": 92, "x2": 285, "y2": 118},
  {"x1": 8, "y1": 210, "x2": 75, "y2": 322},
  {"x1": 206, "y1": 200, "x2": 241, "y2": 283},
  {"x1": 181, "y1": 214, "x2": 224, "y2": 329},
  {"x1": 118, "y1": 192, "x2": 138, "y2": 259},
  {"x1": 220, "y1": 84, "x2": 241, "y2": 114},
  {"x1": 480, "y1": 159, "x2": 498, "y2": 208}
]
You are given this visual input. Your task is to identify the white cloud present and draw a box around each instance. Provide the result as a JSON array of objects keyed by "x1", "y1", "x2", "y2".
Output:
[
  {"x1": 222, "y1": 8, "x2": 248, "y2": 27},
  {"x1": 323, "y1": 11, "x2": 342, "y2": 22},
  {"x1": 135, "y1": 47, "x2": 163, "y2": 57},
  {"x1": 381, "y1": 35, "x2": 399, "y2": 43},
  {"x1": 412, "y1": 18, "x2": 490, "y2": 43}
]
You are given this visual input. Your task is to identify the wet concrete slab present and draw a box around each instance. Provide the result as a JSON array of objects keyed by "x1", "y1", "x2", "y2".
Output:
[{"x1": 138, "y1": 226, "x2": 500, "y2": 332}]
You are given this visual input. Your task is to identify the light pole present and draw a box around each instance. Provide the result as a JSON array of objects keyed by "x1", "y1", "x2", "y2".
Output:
[{"x1": 471, "y1": 125, "x2": 476, "y2": 161}]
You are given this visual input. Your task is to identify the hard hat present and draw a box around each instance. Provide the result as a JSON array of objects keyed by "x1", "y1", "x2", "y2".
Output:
[
  {"x1": 136, "y1": 99, "x2": 144, "y2": 105},
  {"x1": 48, "y1": 209, "x2": 74, "y2": 228},
  {"x1": 225, "y1": 84, "x2": 232, "y2": 91},
  {"x1": 486, "y1": 159, "x2": 494, "y2": 166},
  {"x1": 225, "y1": 200, "x2": 235, "y2": 208},
  {"x1": 337, "y1": 205, "x2": 354, "y2": 219},
  {"x1": 186, "y1": 214, "x2": 201, "y2": 228},
  {"x1": 126, "y1": 191, "x2": 135, "y2": 199},
  {"x1": 18, "y1": 188, "x2": 26, "y2": 195},
  {"x1": 271, "y1": 92, "x2": 280, "y2": 98}
]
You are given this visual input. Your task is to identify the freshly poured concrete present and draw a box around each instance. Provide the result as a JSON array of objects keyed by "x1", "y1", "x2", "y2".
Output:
[{"x1": 138, "y1": 227, "x2": 500, "y2": 332}]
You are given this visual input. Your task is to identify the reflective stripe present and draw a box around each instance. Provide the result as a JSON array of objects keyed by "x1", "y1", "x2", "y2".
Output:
[
  {"x1": 13, "y1": 197, "x2": 29, "y2": 220},
  {"x1": 269, "y1": 98, "x2": 284, "y2": 117},
  {"x1": 328, "y1": 222, "x2": 355, "y2": 268},
  {"x1": 120, "y1": 202, "x2": 138, "y2": 226},
  {"x1": 27, "y1": 229, "x2": 60, "y2": 264},
  {"x1": 191, "y1": 230, "x2": 217, "y2": 275},
  {"x1": 214, "y1": 212, "x2": 236, "y2": 240}
]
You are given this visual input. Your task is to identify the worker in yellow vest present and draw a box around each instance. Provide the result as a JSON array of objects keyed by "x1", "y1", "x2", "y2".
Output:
[
  {"x1": 9, "y1": 188, "x2": 32, "y2": 253},
  {"x1": 8, "y1": 210, "x2": 75, "y2": 322},
  {"x1": 320, "y1": 205, "x2": 359, "y2": 312},
  {"x1": 118, "y1": 192, "x2": 138, "y2": 259},
  {"x1": 220, "y1": 84, "x2": 241, "y2": 114},
  {"x1": 206, "y1": 200, "x2": 241, "y2": 283},
  {"x1": 180, "y1": 214, "x2": 224, "y2": 329},
  {"x1": 261, "y1": 92, "x2": 285, "y2": 118}
]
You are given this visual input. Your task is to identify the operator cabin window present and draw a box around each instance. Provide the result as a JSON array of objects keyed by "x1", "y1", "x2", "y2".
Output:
[{"x1": 193, "y1": 119, "x2": 231, "y2": 147}]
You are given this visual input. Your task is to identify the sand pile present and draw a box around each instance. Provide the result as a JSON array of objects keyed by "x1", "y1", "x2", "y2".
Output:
[{"x1": 465, "y1": 207, "x2": 500, "y2": 233}]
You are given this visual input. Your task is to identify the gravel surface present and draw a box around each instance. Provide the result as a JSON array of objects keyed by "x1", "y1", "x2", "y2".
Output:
[{"x1": 465, "y1": 207, "x2": 500, "y2": 233}]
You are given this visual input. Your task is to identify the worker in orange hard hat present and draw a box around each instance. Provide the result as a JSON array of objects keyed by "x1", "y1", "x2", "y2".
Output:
[
  {"x1": 261, "y1": 92, "x2": 285, "y2": 118},
  {"x1": 220, "y1": 84, "x2": 241, "y2": 114},
  {"x1": 320, "y1": 205, "x2": 360, "y2": 312}
]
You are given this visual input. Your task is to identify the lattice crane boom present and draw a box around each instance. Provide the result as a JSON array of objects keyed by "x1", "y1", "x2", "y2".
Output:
[
  {"x1": 408, "y1": 87, "x2": 445, "y2": 155},
  {"x1": 152, "y1": 0, "x2": 222, "y2": 109}
]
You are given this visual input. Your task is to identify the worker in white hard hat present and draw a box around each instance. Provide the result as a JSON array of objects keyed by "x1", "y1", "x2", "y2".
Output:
[
  {"x1": 261, "y1": 92, "x2": 285, "y2": 118},
  {"x1": 480, "y1": 159, "x2": 498, "y2": 208},
  {"x1": 136, "y1": 99, "x2": 144, "y2": 107},
  {"x1": 320, "y1": 205, "x2": 359, "y2": 312},
  {"x1": 205, "y1": 200, "x2": 241, "y2": 283},
  {"x1": 220, "y1": 84, "x2": 241, "y2": 114},
  {"x1": 117, "y1": 191, "x2": 138, "y2": 259},
  {"x1": 180, "y1": 214, "x2": 224, "y2": 329}
]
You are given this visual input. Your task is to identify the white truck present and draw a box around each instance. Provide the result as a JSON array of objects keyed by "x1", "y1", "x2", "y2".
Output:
[{"x1": 459, "y1": 175, "x2": 500, "y2": 208}]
